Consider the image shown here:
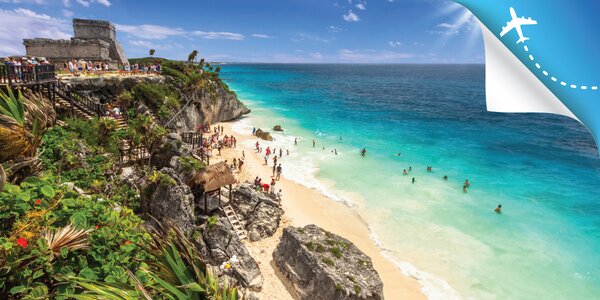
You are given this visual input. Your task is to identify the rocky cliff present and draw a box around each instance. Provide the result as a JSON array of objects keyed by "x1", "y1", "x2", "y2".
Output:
[
  {"x1": 170, "y1": 78, "x2": 250, "y2": 132},
  {"x1": 59, "y1": 75, "x2": 164, "y2": 104}
]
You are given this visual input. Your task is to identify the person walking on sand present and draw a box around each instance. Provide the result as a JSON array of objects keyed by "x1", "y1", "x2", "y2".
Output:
[
  {"x1": 276, "y1": 164, "x2": 282, "y2": 181},
  {"x1": 270, "y1": 178, "x2": 276, "y2": 194},
  {"x1": 334, "y1": 149, "x2": 338, "y2": 155},
  {"x1": 242, "y1": 150, "x2": 245, "y2": 158},
  {"x1": 412, "y1": 177, "x2": 416, "y2": 184},
  {"x1": 286, "y1": 149, "x2": 289, "y2": 156},
  {"x1": 233, "y1": 158, "x2": 237, "y2": 169},
  {"x1": 361, "y1": 148, "x2": 367, "y2": 157},
  {"x1": 238, "y1": 159, "x2": 244, "y2": 172},
  {"x1": 294, "y1": 138, "x2": 298, "y2": 145},
  {"x1": 279, "y1": 148, "x2": 283, "y2": 158},
  {"x1": 252, "y1": 127, "x2": 256, "y2": 135},
  {"x1": 495, "y1": 205, "x2": 502, "y2": 214},
  {"x1": 273, "y1": 156, "x2": 278, "y2": 166},
  {"x1": 266, "y1": 147, "x2": 271, "y2": 157},
  {"x1": 255, "y1": 141, "x2": 260, "y2": 152},
  {"x1": 272, "y1": 164, "x2": 277, "y2": 177},
  {"x1": 264, "y1": 156, "x2": 268, "y2": 165}
]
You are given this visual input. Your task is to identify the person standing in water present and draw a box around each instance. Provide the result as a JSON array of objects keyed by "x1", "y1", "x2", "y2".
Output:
[
  {"x1": 464, "y1": 179, "x2": 471, "y2": 188},
  {"x1": 295, "y1": 138, "x2": 298, "y2": 145},
  {"x1": 361, "y1": 148, "x2": 366, "y2": 157},
  {"x1": 276, "y1": 164, "x2": 282, "y2": 181},
  {"x1": 495, "y1": 205, "x2": 502, "y2": 214},
  {"x1": 412, "y1": 177, "x2": 416, "y2": 184},
  {"x1": 313, "y1": 140, "x2": 315, "y2": 148},
  {"x1": 443, "y1": 175, "x2": 448, "y2": 181},
  {"x1": 403, "y1": 169, "x2": 408, "y2": 175}
]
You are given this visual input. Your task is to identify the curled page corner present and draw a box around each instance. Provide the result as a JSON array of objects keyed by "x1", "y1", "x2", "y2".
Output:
[{"x1": 479, "y1": 24, "x2": 578, "y2": 120}]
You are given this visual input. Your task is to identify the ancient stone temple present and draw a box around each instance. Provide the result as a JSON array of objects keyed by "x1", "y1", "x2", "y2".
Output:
[{"x1": 23, "y1": 18, "x2": 128, "y2": 66}]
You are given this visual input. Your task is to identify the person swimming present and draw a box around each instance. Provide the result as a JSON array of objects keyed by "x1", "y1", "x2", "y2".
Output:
[
  {"x1": 396, "y1": 153, "x2": 402, "y2": 156},
  {"x1": 495, "y1": 204, "x2": 502, "y2": 214}
]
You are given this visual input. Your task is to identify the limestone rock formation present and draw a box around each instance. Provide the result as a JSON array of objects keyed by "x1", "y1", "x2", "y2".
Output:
[
  {"x1": 194, "y1": 218, "x2": 264, "y2": 291},
  {"x1": 140, "y1": 167, "x2": 195, "y2": 234},
  {"x1": 273, "y1": 125, "x2": 283, "y2": 132},
  {"x1": 254, "y1": 129, "x2": 273, "y2": 141},
  {"x1": 172, "y1": 80, "x2": 250, "y2": 132},
  {"x1": 231, "y1": 183, "x2": 284, "y2": 242},
  {"x1": 274, "y1": 225, "x2": 384, "y2": 300},
  {"x1": 151, "y1": 133, "x2": 192, "y2": 170}
]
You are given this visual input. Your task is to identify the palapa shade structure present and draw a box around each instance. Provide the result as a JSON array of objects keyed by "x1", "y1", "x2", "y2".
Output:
[{"x1": 195, "y1": 161, "x2": 237, "y2": 213}]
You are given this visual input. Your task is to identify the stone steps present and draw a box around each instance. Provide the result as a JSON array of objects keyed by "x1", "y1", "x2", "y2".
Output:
[{"x1": 222, "y1": 204, "x2": 247, "y2": 241}]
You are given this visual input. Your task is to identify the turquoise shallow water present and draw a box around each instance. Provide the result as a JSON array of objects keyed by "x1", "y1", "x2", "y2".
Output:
[{"x1": 219, "y1": 64, "x2": 600, "y2": 299}]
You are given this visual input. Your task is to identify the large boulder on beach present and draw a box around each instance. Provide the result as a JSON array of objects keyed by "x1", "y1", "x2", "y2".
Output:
[
  {"x1": 274, "y1": 225, "x2": 384, "y2": 300},
  {"x1": 273, "y1": 125, "x2": 283, "y2": 132},
  {"x1": 194, "y1": 218, "x2": 264, "y2": 291},
  {"x1": 254, "y1": 128, "x2": 273, "y2": 141},
  {"x1": 140, "y1": 168, "x2": 196, "y2": 234},
  {"x1": 231, "y1": 183, "x2": 284, "y2": 241}
]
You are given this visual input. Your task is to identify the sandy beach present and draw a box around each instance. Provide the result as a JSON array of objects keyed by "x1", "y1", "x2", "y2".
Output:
[{"x1": 210, "y1": 121, "x2": 425, "y2": 300}]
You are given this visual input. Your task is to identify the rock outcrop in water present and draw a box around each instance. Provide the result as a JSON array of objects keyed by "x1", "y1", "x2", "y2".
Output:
[
  {"x1": 273, "y1": 125, "x2": 283, "y2": 132},
  {"x1": 231, "y1": 183, "x2": 284, "y2": 241},
  {"x1": 274, "y1": 225, "x2": 384, "y2": 300},
  {"x1": 254, "y1": 128, "x2": 273, "y2": 141}
]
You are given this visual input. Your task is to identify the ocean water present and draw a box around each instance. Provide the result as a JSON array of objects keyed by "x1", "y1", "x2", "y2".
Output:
[{"x1": 219, "y1": 64, "x2": 600, "y2": 300}]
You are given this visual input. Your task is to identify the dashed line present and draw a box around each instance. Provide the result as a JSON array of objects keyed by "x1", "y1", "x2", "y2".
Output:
[{"x1": 522, "y1": 45, "x2": 596, "y2": 92}]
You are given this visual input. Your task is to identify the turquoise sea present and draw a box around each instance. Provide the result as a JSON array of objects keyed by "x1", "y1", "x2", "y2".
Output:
[{"x1": 219, "y1": 64, "x2": 600, "y2": 300}]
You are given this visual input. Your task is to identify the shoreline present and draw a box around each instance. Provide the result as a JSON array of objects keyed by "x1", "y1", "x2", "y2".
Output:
[{"x1": 212, "y1": 119, "x2": 425, "y2": 299}]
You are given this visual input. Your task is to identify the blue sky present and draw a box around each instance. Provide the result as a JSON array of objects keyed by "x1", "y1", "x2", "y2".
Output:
[{"x1": 0, "y1": 0, "x2": 484, "y2": 63}]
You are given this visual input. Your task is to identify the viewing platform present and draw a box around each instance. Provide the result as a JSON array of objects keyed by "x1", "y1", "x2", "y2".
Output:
[{"x1": 0, "y1": 64, "x2": 57, "y2": 87}]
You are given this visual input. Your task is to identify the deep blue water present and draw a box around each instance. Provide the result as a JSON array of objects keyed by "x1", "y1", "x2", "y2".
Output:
[{"x1": 220, "y1": 64, "x2": 600, "y2": 299}]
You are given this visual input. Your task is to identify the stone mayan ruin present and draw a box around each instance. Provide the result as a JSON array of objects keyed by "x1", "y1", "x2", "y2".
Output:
[{"x1": 23, "y1": 18, "x2": 128, "y2": 66}]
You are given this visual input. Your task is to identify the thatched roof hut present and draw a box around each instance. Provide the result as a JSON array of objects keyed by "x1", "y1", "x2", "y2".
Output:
[{"x1": 196, "y1": 161, "x2": 237, "y2": 192}]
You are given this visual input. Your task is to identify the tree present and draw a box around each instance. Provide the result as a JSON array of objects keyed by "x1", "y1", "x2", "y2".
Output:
[
  {"x1": 149, "y1": 49, "x2": 156, "y2": 57},
  {"x1": 187, "y1": 50, "x2": 198, "y2": 64},
  {"x1": 198, "y1": 58, "x2": 205, "y2": 69}
]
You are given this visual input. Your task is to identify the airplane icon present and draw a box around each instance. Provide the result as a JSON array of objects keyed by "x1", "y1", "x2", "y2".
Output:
[{"x1": 500, "y1": 7, "x2": 537, "y2": 44}]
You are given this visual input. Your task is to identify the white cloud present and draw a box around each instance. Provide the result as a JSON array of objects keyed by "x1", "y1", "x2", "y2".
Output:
[
  {"x1": 116, "y1": 24, "x2": 186, "y2": 39},
  {"x1": 0, "y1": 0, "x2": 47, "y2": 4},
  {"x1": 252, "y1": 33, "x2": 272, "y2": 39},
  {"x1": 328, "y1": 25, "x2": 343, "y2": 33},
  {"x1": 75, "y1": 0, "x2": 109, "y2": 7},
  {"x1": 437, "y1": 23, "x2": 457, "y2": 29},
  {"x1": 96, "y1": 0, "x2": 110, "y2": 6},
  {"x1": 292, "y1": 33, "x2": 330, "y2": 43},
  {"x1": 63, "y1": 0, "x2": 70, "y2": 7},
  {"x1": 192, "y1": 30, "x2": 244, "y2": 40},
  {"x1": 388, "y1": 41, "x2": 402, "y2": 48},
  {"x1": 343, "y1": 10, "x2": 359, "y2": 22},
  {"x1": 0, "y1": 8, "x2": 71, "y2": 56},
  {"x1": 338, "y1": 49, "x2": 414, "y2": 62},
  {"x1": 310, "y1": 52, "x2": 323, "y2": 60},
  {"x1": 62, "y1": 9, "x2": 74, "y2": 17},
  {"x1": 76, "y1": 0, "x2": 89, "y2": 7},
  {"x1": 355, "y1": 0, "x2": 366, "y2": 10}
]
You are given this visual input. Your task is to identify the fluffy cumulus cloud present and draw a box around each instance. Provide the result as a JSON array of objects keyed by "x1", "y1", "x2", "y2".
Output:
[
  {"x1": 0, "y1": 8, "x2": 71, "y2": 56},
  {"x1": 355, "y1": 0, "x2": 366, "y2": 10},
  {"x1": 338, "y1": 49, "x2": 414, "y2": 62},
  {"x1": 343, "y1": 10, "x2": 359, "y2": 22},
  {"x1": 62, "y1": 9, "x2": 74, "y2": 17},
  {"x1": 0, "y1": 0, "x2": 47, "y2": 4}
]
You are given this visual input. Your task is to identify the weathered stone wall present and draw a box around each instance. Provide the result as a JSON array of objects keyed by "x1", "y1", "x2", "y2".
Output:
[
  {"x1": 23, "y1": 38, "x2": 111, "y2": 62},
  {"x1": 73, "y1": 19, "x2": 116, "y2": 43}
]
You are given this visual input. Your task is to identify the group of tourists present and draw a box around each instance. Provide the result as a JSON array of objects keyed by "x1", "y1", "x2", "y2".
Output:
[
  {"x1": 64, "y1": 60, "x2": 110, "y2": 75},
  {"x1": 118, "y1": 63, "x2": 161, "y2": 75},
  {"x1": 3, "y1": 56, "x2": 52, "y2": 67}
]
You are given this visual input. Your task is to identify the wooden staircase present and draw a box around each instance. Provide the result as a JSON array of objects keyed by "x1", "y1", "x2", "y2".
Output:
[{"x1": 221, "y1": 204, "x2": 247, "y2": 241}]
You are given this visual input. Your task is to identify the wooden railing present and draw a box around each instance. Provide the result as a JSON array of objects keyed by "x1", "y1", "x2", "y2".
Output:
[
  {"x1": 119, "y1": 145, "x2": 149, "y2": 163},
  {"x1": 56, "y1": 80, "x2": 108, "y2": 117},
  {"x1": 181, "y1": 132, "x2": 203, "y2": 149},
  {"x1": 0, "y1": 64, "x2": 56, "y2": 86}
]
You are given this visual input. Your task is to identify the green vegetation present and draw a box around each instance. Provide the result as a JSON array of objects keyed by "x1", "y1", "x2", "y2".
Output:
[
  {"x1": 335, "y1": 283, "x2": 343, "y2": 291},
  {"x1": 207, "y1": 215, "x2": 219, "y2": 229},
  {"x1": 179, "y1": 155, "x2": 205, "y2": 174},
  {"x1": 329, "y1": 246, "x2": 343, "y2": 259},
  {"x1": 147, "y1": 170, "x2": 176, "y2": 187},
  {"x1": 321, "y1": 257, "x2": 335, "y2": 267},
  {"x1": 354, "y1": 284, "x2": 362, "y2": 294}
]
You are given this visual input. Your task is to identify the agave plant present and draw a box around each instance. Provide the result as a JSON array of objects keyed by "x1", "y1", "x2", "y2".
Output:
[{"x1": 42, "y1": 224, "x2": 93, "y2": 261}]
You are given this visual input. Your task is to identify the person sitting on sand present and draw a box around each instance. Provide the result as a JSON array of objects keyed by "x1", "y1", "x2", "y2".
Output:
[
  {"x1": 495, "y1": 205, "x2": 502, "y2": 214},
  {"x1": 276, "y1": 189, "x2": 283, "y2": 203}
]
